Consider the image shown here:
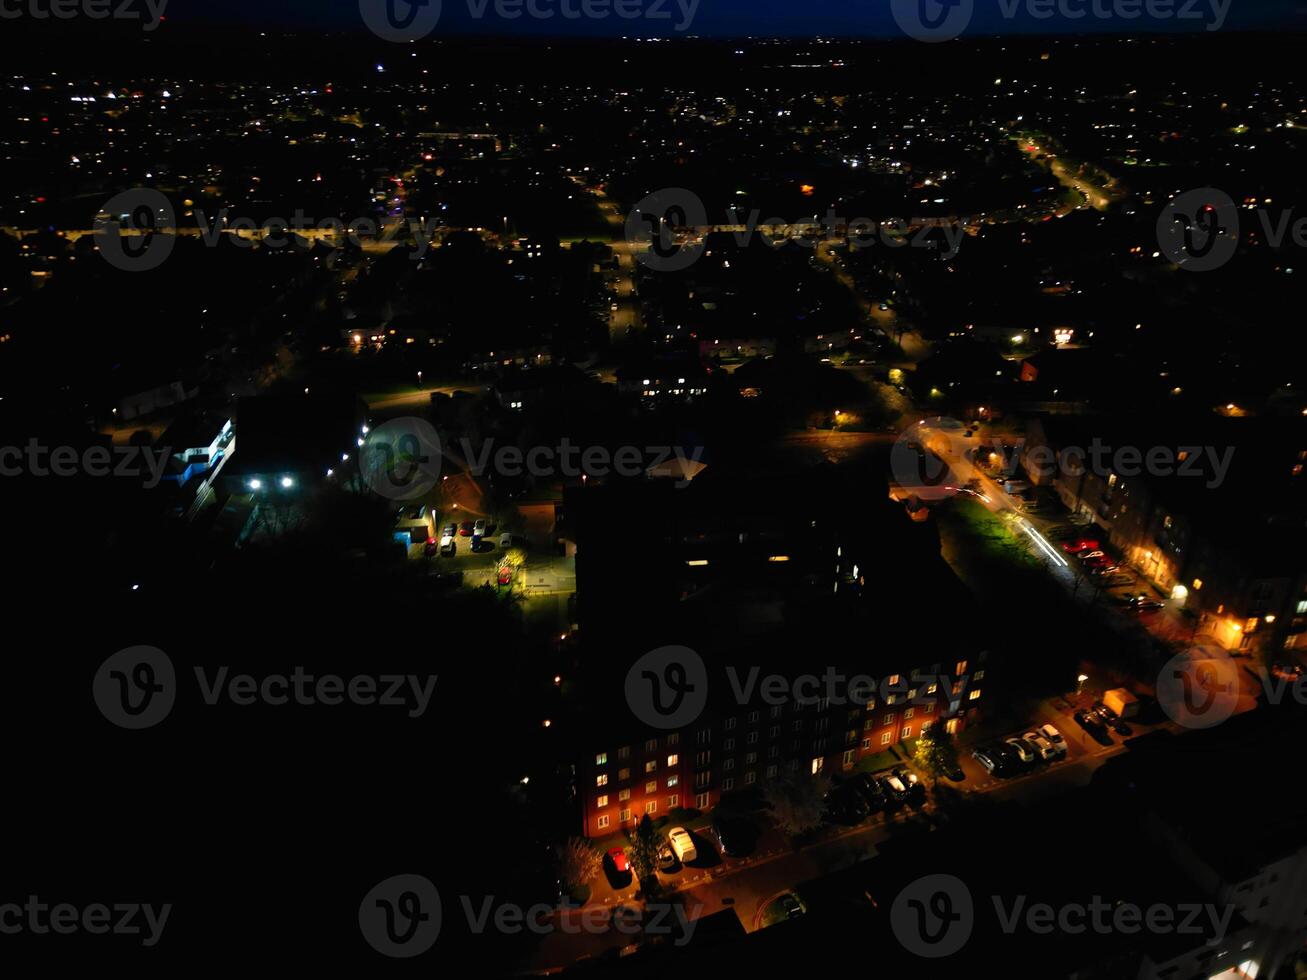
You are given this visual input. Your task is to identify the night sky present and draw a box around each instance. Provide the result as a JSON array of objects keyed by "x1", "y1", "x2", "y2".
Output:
[{"x1": 157, "y1": 0, "x2": 1305, "y2": 36}]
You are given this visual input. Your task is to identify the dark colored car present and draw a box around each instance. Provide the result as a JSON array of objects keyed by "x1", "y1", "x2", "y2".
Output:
[
  {"x1": 1093, "y1": 702, "x2": 1133, "y2": 736},
  {"x1": 823, "y1": 786, "x2": 869, "y2": 824},
  {"x1": 1074, "y1": 709, "x2": 1113, "y2": 745},
  {"x1": 458, "y1": 521, "x2": 475, "y2": 536},
  {"x1": 850, "y1": 772, "x2": 887, "y2": 811},
  {"x1": 712, "y1": 815, "x2": 755, "y2": 858},
  {"x1": 1125, "y1": 595, "x2": 1164, "y2": 611}
]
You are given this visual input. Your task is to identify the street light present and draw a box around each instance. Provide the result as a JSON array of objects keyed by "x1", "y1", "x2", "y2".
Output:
[{"x1": 1076, "y1": 673, "x2": 1089, "y2": 696}]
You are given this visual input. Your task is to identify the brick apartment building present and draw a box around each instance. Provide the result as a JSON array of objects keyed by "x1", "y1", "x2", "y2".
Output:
[
  {"x1": 1023, "y1": 414, "x2": 1307, "y2": 657},
  {"x1": 563, "y1": 463, "x2": 987, "y2": 839}
]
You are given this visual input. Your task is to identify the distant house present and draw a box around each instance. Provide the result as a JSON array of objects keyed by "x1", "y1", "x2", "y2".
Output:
[
  {"x1": 221, "y1": 393, "x2": 365, "y2": 496},
  {"x1": 615, "y1": 356, "x2": 709, "y2": 403},
  {"x1": 118, "y1": 380, "x2": 197, "y2": 421},
  {"x1": 489, "y1": 363, "x2": 589, "y2": 411}
]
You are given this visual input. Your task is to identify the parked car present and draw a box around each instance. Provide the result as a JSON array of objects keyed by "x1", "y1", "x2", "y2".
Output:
[
  {"x1": 1093, "y1": 702, "x2": 1132, "y2": 736},
  {"x1": 850, "y1": 772, "x2": 887, "y2": 812},
  {"x1": 1004, "y1": 736, "x2": 1038, "y2": 765},
  {"x1": 1074, "y1": 709, "x2": 1113, "y2": 745},
  {"x1": 1125, "y1": 594, "x2": 1165, "y2": 611},
  {"x1": 894, "y1": 767, "x2": 926, "y2": 802},
  {"x1": 777, "y1": 892, "x2": 807, "y2": 919},
  {"x1": 423, "y1": 538, "x2": 441, "y2": 557},
  {"x1": 458, "y1": 521, "x2": 475, "y2": 536},
  {"x1": 606, "y1": 848, "x2": 630, "y2": 875},
  {"x1": 824, "y1": 786, "x2": 870, "y2": 824},
  {"x1": 442, "y1": 523, "x2": 458, "y2": 539},
  {"x1": 1036, "y1": 723, "x2": 1067, "y2": 754},
  {"x1": 656, "y1": 844, "x2": 677, "y2": 872},
  {"x1": 1023, "y1": 731, "x2": 1059, "y2": 761},
  {"x1": 878, "y1": 770, "x2": 911, "y2": 803},
  {"x1": 1076, "y1": 550, "x2": 1107, "y2": 562},
  {"x1": 972, "y1": 747, "x2": 1004, "y2": 775},
  {"x1": 1272, "y1": 663, "x2": 1304, "y2": 682},
  {"x1": 1062, "y1": 538, "x2": 1101, "y2": 554},
  {"x1": 499, "y1": 532, "x2": 514, "y2": 549},
  {"x1": 712, "y1": 815, "x2": 753, "y2": 857},
  {"x1": 667, "y1": 827, "x2": 697, "y2": 864},
  {"x1": 473, "y1": 518, "x2": 487, "y2": 536}
]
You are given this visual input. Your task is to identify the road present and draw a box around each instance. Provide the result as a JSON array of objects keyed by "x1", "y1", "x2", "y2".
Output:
[
  {"x1": 1016, "y1": 135, "x2": 1119, "y2": 213},
  {"x1": 579, "y1": 178, "x2": 643, "y2": 343}
]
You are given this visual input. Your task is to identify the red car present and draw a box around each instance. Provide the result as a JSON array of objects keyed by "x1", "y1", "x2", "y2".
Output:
[
  {"x1": 1062, "y1": 538, "x2": 1100, "y2": 554},
  {"x1": 498, "y1": 566, "x2": 513, "y2": 586},
  {"x1": 458, "y1": 521, "x2": 475, "y2": 536},
  {"x1": 607, "y1": 848, "x2": 630, "y2": 874}
]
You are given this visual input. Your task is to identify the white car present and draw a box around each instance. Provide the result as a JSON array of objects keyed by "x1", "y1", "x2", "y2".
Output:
[
  {"x1": 1036, "y1": 724, "x2": 1067, "y2": 754},
  {"x1": 1023, "y1": 731, "x2": 1059, "y2": 761},
  {"x1": 667, "y1": 827, "x2": 697, "y2": 864},
  {"x1": 499, "y1": 532, "x2": 514, "y2": 549},
  {"x1": 473, "y1": 518, "x2": 487, "y2": 536},
  {"x1": 1004, "y1": 737, "x2": 1036, "y2": 764}
]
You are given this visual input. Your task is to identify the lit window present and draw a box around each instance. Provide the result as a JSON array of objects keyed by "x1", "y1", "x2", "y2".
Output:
[
  {"x1": 645, "y1": 802, "x2": 657, "y2": 815},
  {"x1": 969, "y1": 689, "x2": 982, "y2": 701},
  {"x1": 597, "y1": 795, "x2": 608, "y2": 808},
  {"x1": 595, "y1": 753, "x2": 607, "y2": 766},
  {"x1": 596, "y1": 774, "x2": 608, "y2": 787},
  {"x1": 645, "y1": 781, "x2": 657, "y2": 794},
  {"x1": 666, "y1": 754, "x2": 678, "y2": 767},
  {"x1": 597, "y1": 815, "x2": 609, "y2": 829}
]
